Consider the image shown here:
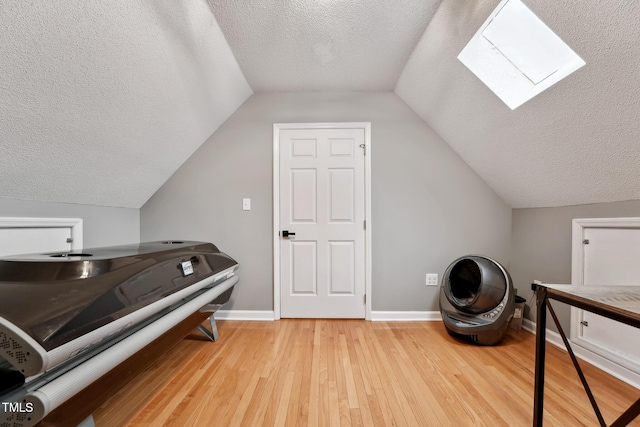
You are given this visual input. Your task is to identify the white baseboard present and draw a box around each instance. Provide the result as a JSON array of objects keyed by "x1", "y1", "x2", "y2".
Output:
[
  {"x1": 214, "y1": 310, "x2": 275, "y2": 321},
  {"x1": 370, "y1": 311, "x2": 442, "y2": 322},
  {"x1": 522, "y1": 318, "x2": 640, "y2": 390},
  {"x1": 214, "y1": 311, "x2": 442, "y2": 322},
  {"x1": 522, "y1": 318, "x2": 567, "y2": 351}
]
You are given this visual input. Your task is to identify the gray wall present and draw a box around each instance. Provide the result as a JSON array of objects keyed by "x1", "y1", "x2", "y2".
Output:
[
  {"x1": 0, "y1": 197, "x2": 140, "y2": 248},
  {"x1": 511, "y1": 200, "x2": 640, "y2": 332},
  {"x1": 141, "y1": 92, "x2": 511, "y2": 312}
]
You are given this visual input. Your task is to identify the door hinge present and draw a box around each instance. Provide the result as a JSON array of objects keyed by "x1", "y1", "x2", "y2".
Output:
[
  {"x1": 66, "y1": 238, "x2": 73, "y2": 243},
  {"x1": 364, "y1": 294, "x2": 366, "y2": 304},
  {"x1": 583, "y1": 239, "x2": 590, "y2": 245},
  {"x1": 363, "y1": 219, "x2": 366, "y2": 230},
  {"x1": 580, "y1": 320, "x2": 589, "y2": 326},
  {"x1": 360, "y1": 143, "x2": 366, "y2": 155}
]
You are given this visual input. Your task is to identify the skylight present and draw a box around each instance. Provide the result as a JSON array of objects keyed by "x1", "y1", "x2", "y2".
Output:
[{"x1": 458, "y1": 0, "x2": 585, "y2": 109}]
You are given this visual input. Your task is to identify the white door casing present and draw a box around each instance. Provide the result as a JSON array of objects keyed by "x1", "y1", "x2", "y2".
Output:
[
  {"x1": 571, "y1": 218, "x2": 640, "y2": 376},
  {"x1": 274, "y1": 123, "x2": 371, "y2": 319}
]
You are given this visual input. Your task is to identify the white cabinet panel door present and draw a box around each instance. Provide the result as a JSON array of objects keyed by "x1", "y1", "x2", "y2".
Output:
[
  {"x1": 0, "y1": 227, "x2": 72, "y2": 257},
  {"x1": 582, "y1": 227, "x2": 640, "y2": 365},
  {"x1": 280, "y1": 128, "x2": 366, "y2": 318}
]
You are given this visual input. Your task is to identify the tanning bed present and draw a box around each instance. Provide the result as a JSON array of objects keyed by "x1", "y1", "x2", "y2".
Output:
[{"x1": 0, "y1": 241, "x2": 238, "y2": 427}]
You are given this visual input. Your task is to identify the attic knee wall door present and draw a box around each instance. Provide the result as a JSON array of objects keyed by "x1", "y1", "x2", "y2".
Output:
[
  {"x1": 277, "y1": 126, "x2": 366, "y2": 318},
  {"x1": 0, "y1": 218, "x2": 83, "y2": 257},
  {"x1": 572, "y1": 220, "x2": 640, "y2": 377}
]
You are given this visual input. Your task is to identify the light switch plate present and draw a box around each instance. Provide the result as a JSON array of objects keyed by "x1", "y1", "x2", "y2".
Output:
[{"x1": 242, "y1": 198, "x2": 251, "y2": 211}]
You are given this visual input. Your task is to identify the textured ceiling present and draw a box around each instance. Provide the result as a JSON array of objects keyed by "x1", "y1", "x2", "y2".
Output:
[
  {"x1": 1, "y1": 0, "x2": 639, "y2": 209},
  {"x1": 396, "y1": 0, "x2": 640, "y2": 208},
  {"x1": 0, "y1": 0, "x2": 252, "y2": 208},
  {"x1": 209, "y1": 0, "x2": 441, "y2": 92}
]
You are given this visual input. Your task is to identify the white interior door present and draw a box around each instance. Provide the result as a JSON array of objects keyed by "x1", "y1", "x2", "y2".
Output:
[
  {"x1": 279, "y1": 127, "x2": 366, "y2": 318},
  {"x1": 579, "y1": 227, "x2": 640, "y2": 369}
]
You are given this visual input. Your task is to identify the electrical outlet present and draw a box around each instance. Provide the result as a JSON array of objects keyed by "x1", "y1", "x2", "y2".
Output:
[{"x1": 426, "y1": 273, "x2": 438, "y2": 286}]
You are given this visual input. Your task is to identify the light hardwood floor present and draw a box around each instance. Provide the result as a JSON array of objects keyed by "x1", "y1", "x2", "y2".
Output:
[{"x1": 93, "y1": 320, "x2": 640, "y2": 426}]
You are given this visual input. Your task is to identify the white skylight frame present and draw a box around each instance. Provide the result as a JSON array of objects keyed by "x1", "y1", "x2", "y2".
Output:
[{"x1": 458, "y1": 0, "x2": 585, "y2": 110}]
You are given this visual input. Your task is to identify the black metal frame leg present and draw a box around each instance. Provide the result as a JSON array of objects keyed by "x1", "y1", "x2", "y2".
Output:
[{"x1": 533, "y1": 285, "x2": 547, "y2": 426}]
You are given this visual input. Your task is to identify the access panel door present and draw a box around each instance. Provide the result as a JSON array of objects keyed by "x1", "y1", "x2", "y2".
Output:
[{"x1": 581, "y1": 227, "x2": 640, "y2": 368}]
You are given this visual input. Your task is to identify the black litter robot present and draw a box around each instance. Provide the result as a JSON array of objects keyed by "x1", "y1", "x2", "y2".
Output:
[{"x1": 439, "y1": 255, "x2": 515, "y2": 345}]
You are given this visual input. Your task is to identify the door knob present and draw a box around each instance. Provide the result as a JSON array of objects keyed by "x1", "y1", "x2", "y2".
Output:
[{"x1": 282, "y1": 230, "x2": 296, "y2": 237}]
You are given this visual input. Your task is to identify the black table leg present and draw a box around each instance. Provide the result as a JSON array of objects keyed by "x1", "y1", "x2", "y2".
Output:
[
  {"x1": 611, "y1": 397, "x2": 640, "y2": 427},
  {"x1": 533, "y1": 285, "x2": 547, "y2": 426}
]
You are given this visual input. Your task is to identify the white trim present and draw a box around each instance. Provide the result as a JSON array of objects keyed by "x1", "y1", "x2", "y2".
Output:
[
  {"x1": 570, "y1": 340, "x2": 640, "y2": 390},
  {"x1": 0, "y1": 217, "x2": 83, "y2": 251},
  {"x1": 370, "y1": 311, "x2": 442, "y2": 322},
  {"x1": 213, "y1": 311, "x2": 443, "y2": 322},
  {"x1": 571, "y1": 336, "x2": 640, "y2": 375},
  {"x1": 522, "y1": 318, "x2": 536, "y2": 334},
  {"x1": 523, "y1": 319, "x2": 640, "y2": 389},
  {"x1": 273, "y1": 125, "x2": 281, "y2": 320},
  {"x1": 522, "y1": 318, "x2": 566, "y2": 350},
  {"x1": 214, "y1": 310, "x2": 276, "y2": 321},
  {"x1": 273, "y1": 123, "x2": 372, "y2": 321}
]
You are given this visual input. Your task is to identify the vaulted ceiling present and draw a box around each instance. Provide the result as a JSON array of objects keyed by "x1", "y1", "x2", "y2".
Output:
[
  {"x1": 208, "y1": 0, "x2": 441, "y2": 91},
  {"x1": 0, "y1": 1, "x2": 252, "y2": 208},
  {"x1": 1, "y1": 0, "x2": 639, "y2": 209}
]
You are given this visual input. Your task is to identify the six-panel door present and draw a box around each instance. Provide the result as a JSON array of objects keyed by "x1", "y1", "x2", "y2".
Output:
[{"x1": 279, "y1": 128, "x2": 366, "y2": 318}]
